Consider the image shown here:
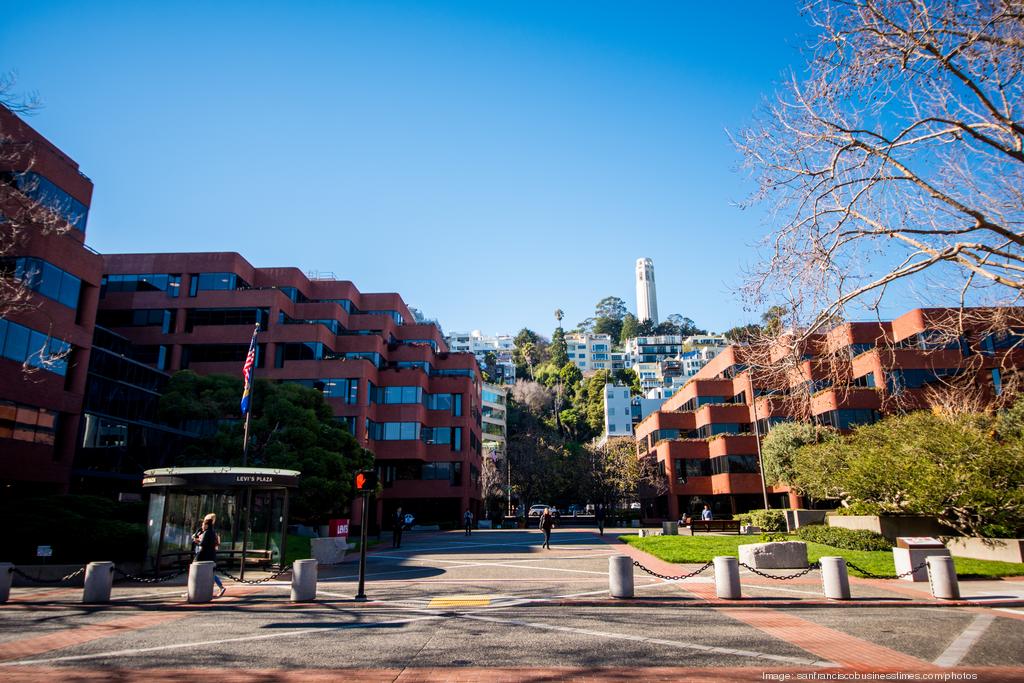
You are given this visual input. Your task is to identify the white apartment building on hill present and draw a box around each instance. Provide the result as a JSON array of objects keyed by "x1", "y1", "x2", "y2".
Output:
[
  {"x1": 566, "y1": 332, "x2": 627, "y2": 373},
  {"x1": 446, "y1": 330, "x2": 516, "y2": 384}
]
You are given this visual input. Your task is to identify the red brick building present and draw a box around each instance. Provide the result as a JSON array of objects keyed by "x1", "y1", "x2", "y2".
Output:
[
  {"x1": 98, "y1": 252, "x2": 483, "y2": 525},
  {"x1": 635, "y1": 307, "x2": 1022, "y2": 521},
  {"x1": 0, "y1": 106, "x2": 103, "y2": 494}
]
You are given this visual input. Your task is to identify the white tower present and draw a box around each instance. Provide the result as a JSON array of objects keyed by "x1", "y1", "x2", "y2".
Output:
[{"x1": 635, "y1": 257, "x2": 658, "y2": 325}]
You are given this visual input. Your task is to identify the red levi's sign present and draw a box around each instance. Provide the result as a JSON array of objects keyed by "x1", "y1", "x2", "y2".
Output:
[{"x1": 329, "y1": 519, "x2": 350, "y2": 539}]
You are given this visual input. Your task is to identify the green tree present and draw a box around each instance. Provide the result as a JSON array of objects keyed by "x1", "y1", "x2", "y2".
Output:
[
  {"x1": 760, "y1": 421, "x2": 838, "y2": 491},
  {"x1": 559, "y1": 362, "x2": 584, "y2": 402},
  {"x1": 619, "y1": 313, "x2": 639, "y2": 344},
  {"x1": 793, "y1": 409, "x2": 1024, "y2": 537},
  {"x1": 513, "y1": 328, "x2": 549, "y2": 379},
  {"x1": 613, "y1": 368, "x2": 641, "y2": 396},
  {"x1": 595, "y1": 296, "x2": 627, "y2": 321},
  {"x1": 160, "y1": 371, "x2": 374, "y2": 523},
  {"x1": 582, "y1": 370, "x2": 611, "y2": 436},
  {"x1": 550, "y1": 326, "x2": 569, "y2": 367},
  {"x1": 724, "y1": 323, "x2": 761, "y2": 344}
]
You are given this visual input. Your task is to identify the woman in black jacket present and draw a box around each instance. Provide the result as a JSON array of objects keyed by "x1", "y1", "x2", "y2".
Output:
[{"x1": 193, "y1": 513, "x2": 226, "y2": 597}]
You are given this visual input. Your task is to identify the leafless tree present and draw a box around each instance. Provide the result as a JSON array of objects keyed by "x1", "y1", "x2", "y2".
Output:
[
  {"x1": 511, "y1": 379, "x2": 554, "y2": 414},
  {"x1": 734, "y1": 0, "x2": 1024, "y2": 408},
  {"x1": 479, "y1": 446, "x2": 507, "y2": 517},
  {"x1": 1, "y1": 75, "x2": 77, "y2": 373}
]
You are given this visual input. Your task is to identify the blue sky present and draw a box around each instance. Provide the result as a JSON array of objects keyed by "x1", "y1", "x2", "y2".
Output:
[{"x1": 2, "y1": 1, "x2": 814, "y2": 338}]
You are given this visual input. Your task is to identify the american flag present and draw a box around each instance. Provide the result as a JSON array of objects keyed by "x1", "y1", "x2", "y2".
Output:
[{"x1": 240, "y1": 323, "x2": 260, "y2": 414}]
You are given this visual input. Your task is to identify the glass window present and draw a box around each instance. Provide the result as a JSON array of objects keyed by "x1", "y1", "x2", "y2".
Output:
[
  {"x1": 2, "y1": 320, "x2": 30, "y2": 362},
  {"x1": 2, "y1": 172, "x2": 88, "y2": 232}
]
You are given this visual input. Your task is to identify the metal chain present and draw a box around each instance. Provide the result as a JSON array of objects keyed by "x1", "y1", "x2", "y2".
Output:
[
  {"x1": 632, "y1": 559, "x2": 714, "y2": 581},
  {"x1": 739, "y1": 561, "x2": 821, "y2": 580},
  {"x1": 216, "y1": 566, "x2": 292, "y2": 584},
  {"x1": 845, "y1": 560, "x2": 928, "y2": 580},
  {"x1": 112, "y1": 567, "x2": 190, "y2": 584},
  {"x1": 10, "y1": 566, "x2": 86, "y2": 584}
]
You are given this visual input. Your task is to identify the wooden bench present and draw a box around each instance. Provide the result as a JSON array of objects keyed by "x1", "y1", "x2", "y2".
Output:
[
  {"x1": 686, "y1": 520, "x2": 741, "y2": 535},
  {"x1": 160, "y1": 549, "x2": 274, "y2": 570}
]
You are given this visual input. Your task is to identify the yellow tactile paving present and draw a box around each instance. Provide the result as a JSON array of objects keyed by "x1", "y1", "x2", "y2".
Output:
[{"x1": 427, "y1": 595, "x2": 493, "y2": 607}]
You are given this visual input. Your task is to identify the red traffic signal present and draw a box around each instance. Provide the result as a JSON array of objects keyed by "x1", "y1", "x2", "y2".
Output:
[{"x1": 354, "y1": 470, "x2": 377, "y2": 492}]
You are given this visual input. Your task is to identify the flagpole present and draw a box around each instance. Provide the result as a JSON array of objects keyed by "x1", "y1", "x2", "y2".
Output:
[
  {"x1": 239, "y1": 323, "x2": 259, "y2": 579},
  {"x1": 241, "y1": 323, "x2": 260, "y2": 467}
]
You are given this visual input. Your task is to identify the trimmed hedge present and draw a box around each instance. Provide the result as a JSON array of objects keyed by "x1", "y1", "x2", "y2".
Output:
[
  {"x1": 748, "y1": 509, "x2": 786, "y2": 532},
  {"x1": 796, "y1": 524, "x2": 893, "y2": 551}
]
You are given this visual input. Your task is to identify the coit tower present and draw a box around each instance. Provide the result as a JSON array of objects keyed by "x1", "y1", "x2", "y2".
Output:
[{"x1": 635, "y1": 257, "x2": 658, "y2": 325}]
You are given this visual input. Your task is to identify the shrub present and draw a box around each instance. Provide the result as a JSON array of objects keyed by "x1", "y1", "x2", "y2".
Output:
[
  {"x1": 759, "y1": 532, "x2": 789, "y2": 542},
  {"x1": 733, "y1": 513, "x2": 753, "y2": 526},
  {"x1": 748, "y1": 509, "x2": 786, "y2": 532},
  {"x1": 796, "y1": 524, "x2": 893, "y2": 551}
]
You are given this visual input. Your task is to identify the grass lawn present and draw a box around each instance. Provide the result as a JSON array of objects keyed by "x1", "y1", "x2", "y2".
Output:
[{"x1": 620, "y1": 534, "x2": 1024, "y2": 579}]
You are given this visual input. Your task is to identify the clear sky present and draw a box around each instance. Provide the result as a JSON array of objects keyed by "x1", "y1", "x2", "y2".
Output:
[{"x1": 1, "y1": 1, "x2": 814, "y2": 338}]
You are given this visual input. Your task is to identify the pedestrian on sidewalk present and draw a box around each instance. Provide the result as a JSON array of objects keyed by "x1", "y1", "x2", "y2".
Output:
[
  {"x1": 463, "y1": 508, "x2": 474, "y2": 536},
  {"x1": 539, "y1": 508, "x2": 555, "y2": 549},
  {"x1": 393, "y1": 506, "x2": 404, "y2": 548},
  {"x1": 192, "y1": 513, "x2": 225, "y2": 597},
  {"x1": 595, "y1": 504, "x2": 606, "y2": 536}
]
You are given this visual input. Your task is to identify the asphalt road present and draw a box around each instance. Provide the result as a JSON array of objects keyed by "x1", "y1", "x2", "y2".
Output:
[{"x1": 2, "y1": 528, "x2": 1023, "y2": 680}]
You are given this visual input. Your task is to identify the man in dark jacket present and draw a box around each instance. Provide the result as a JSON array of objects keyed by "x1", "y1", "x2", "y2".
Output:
[{"x1": 393, "y1": 507, "x2": 404, "y2": 548}]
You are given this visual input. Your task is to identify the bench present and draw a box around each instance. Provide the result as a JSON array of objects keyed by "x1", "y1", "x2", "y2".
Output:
[
  {"x1": 686, "y1": 520, "x2": 741, "y2": 535},
  {"x1": 160, "y1": 549, "x2": 274, "y2": 570}
]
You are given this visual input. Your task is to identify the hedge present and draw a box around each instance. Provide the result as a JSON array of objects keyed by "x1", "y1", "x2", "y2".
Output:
[{"x1": 796, "y1": 524, "x2": 893, "y2": 551}]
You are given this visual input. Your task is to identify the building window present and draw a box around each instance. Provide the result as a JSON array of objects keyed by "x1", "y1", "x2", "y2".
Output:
[
  {"x1": 367, "y1": 421, "x2": 421, "y2": 441},
  {"x1": 1, "y1": 171, "x2": 88, "y2": 232},
  {"x1": 992, "y1": 368, "x2": 1003, "y2": 396},
  {"x1": 7, "y1": 257, "x2": 82, "y2": 310},
  {"x1": 188, "y1": 272, "x2": 251, "y2": 296},
  {"x1": 101, "y1": 273, "x2": 181, "y2": 298},
  {"x1": 0, "y1": 399, "x2": 58, "y2": 444},
  {"x1": 0, "y1": 318, "x2": 71, "y2": 376}
]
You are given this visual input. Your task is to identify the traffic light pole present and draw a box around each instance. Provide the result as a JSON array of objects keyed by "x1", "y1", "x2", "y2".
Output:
[{"x1": 355, "y1": 491, "x2": 369, "y2": 601}]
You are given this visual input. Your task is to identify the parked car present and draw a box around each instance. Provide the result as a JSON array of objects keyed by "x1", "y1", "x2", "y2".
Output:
[
  {"x1": 567, "y1": 504, "x2": 585, "y2": 516},
  {"x1": 528, "y1": 504, "x2": 552, "y2": 517}
]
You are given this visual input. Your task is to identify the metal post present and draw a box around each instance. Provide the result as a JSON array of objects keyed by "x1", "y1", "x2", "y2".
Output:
[
  {"x1": 355, "y1": 492, "x2": 369, "y2": 601},
  {"x1": 242, "y1": 323, "x2": 260, "y2": 467},
  {"x1": 239, "y1": 486, "x2": 252, "y2": 581}
]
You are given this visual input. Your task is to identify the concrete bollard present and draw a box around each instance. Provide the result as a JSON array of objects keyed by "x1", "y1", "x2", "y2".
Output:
[
  {"x1": 819, "y1": 556, "x2": 851, "y2": 600},
  {"x1": 291, "y1": 559, "x2": 318, "y2": 602},
  {"x1": 0, "y1": 563, "x2": 12, "y2": 603},
  {"x1": 714, "y1": 556, "x2": 741, "y2": 600},
  {"x1": 609, "y1": 555, "x2": 634, "y2": 599},
  {"x1": 188, "y1": 561, "x2": 216, "y2": 603},
  {"x1": 926, "y1": 555, "x2": 960, "y2": 600},
  {"x1": 82, "y1": 561, "x2": 114, "y2": 604},
  {"x1": 662, "y1": 521, "x2": 678, "y2": 536}
]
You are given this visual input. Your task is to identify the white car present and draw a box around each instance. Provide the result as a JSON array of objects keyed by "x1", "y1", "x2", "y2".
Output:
[{"x1": 528, "y1": 505, "x2": 552, "y2": 517}]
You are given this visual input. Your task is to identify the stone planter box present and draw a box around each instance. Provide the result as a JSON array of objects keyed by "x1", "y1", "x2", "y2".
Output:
[
  {"x1": 826, "y1": 514, "x2": 946, "y2": 541},
  {"x1": 942, "y1": 537, "x2": 1024, "y2": 564},
  {"x1": 739, "y1": 541, "x2": 809, "y2": 569},
  {"x1": 784, "y1": 509, "x2": 827, "y2": 532},
  {"x1": 310, "y1": 537, "x2": 347, "y2": 565}
]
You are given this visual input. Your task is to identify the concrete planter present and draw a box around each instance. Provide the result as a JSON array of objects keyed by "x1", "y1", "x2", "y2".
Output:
[
  {"x1": 310, "y1": 537, "x2": 347, "y2": 565},
  {"x1": 826, "y1": 514, "x2": 946, "y2": 541},
  {"x1": 738, "y1": 541, "x2": 809, "y2": 569},
  {"x1": 784, "y1": 509, "x2": 827, "y2": 532},
  {"x1": 942, "y1": 537, "x2": 1024, "y2": 564}
]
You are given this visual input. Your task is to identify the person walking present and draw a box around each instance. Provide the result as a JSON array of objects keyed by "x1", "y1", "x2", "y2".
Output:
[
  {"x1": 539, "y1": 508, "x2": 555, "y2": 549},
  {"x1": 192, "y1": 513, "x2": 225, "y2": 597},
  {"x1": 702, "y1": 504, "x2": 713, "y2": 521},
  {"x1": 595, "y1": 504, "x2": 606, "y2": 536},
  {"x1": 463, "y1": 508, "x2": 474, "y2": 536},
  {"x1": 392, "y1": 506, "x2": 404, "y2": 548}
]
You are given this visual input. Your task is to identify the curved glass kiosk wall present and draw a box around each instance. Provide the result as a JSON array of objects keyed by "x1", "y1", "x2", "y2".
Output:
[{"x1": 142, "y1": 467, "x2": 299, "y2": 575}]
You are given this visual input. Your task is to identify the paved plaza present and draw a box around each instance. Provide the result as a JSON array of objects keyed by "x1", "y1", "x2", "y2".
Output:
[{"x1": 2, "y1": 529, "x2": 1024, "y2": 681}]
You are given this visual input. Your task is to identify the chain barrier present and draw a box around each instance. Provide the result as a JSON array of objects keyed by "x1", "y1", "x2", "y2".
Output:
[
  {"x1": 845, "y1": 560, "x2": 928, "y2": 580},
  {"x1": 112, "y1": 566, "x2": 190, "y2": 584},
  {"x1": 739, "y1": 561, "x2": 821, "y2": 580},
  {"x1": 631, "y1": 559, "x2": 714, "y2": 581},
  {"x1": 10, "y1": 566, "x2": 86, "y2": 585},
  {"x1": 216, "y1": 566, "x2": 293, "y2": 585}
]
